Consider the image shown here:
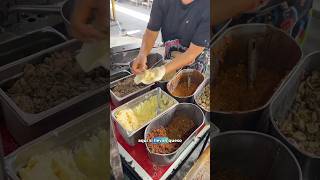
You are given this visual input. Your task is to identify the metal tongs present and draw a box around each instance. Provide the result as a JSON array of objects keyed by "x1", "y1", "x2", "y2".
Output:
[
  {"x1": 248, "y1": 37, "x2": 258, "y2": 88},
  {"x1": 156, "y1": 88, "x2": 161, "y2": 115}
]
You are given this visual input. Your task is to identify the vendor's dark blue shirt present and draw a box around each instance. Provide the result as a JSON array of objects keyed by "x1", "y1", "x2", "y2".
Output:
[{"x1": 147, "y1": 0, "x2": 210, "y2": 48}]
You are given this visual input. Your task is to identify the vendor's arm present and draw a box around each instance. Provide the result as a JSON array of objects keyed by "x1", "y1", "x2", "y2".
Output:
[
  {"x1": 132, "y1": 0, "x2": 163, "y2": 74},
  {"x1": 71, "y1": 0, "x2": 107, "y2": 42},
  {"x1": 164, "y1": 44, "x2": 204, "y2": 73},
  {"x1": 132, "y1": 29, "x2": 159, "y2": 74},
  {"x1": 213, "y1": 0, "x2": 268, "y2": 26}
]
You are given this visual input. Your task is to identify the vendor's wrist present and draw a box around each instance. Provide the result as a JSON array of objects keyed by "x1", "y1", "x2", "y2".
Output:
[{"x1": 138, "y1": 52, "x2": 148, "y2": 58}]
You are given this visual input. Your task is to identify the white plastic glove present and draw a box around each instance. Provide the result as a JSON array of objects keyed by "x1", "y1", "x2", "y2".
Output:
[
  {"x1": 76, "y1": 39, "x2": 108, "y2": 72},
  {"x1": 134, "y1": 66, "x2": 166, "y2": 85}
]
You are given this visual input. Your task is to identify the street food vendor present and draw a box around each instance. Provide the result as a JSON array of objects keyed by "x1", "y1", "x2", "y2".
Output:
[
  {"x1": 131, "y1": 0, "x2": 210, "y2": 84},
  {"x1": 70, "y1": 0, "x2": 107, "y2": 42}
]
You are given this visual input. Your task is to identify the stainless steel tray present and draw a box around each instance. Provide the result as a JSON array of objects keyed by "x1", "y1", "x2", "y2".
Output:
[
  {"x1": 194, "y1": 78, "x2": 210, "y2": 120},
  {"x1": 0, "y1": 40, "x2": 108, "y2": 145},
  {"x1": 112, "y1": 87, "x2": 178, "y2": 146},
  {"x1": 266, "y1": 51, "x2": 320, "y2": 180},
  {"x1": 110, "y1": 70, "x2": 131, "y2": 83},
  {"x1": 167, "y1": 69, "x2": 204, "y2": 103},
  {"x1": 144, "y1": 103, "x2": 205, "y2": 165},
  {"x1": 0, "y1": 26, "x2": 66, "y2": 67},
  {"x1": 110, "y1": 74, "x2": 154, "y2": 107},
  {"x1": 4, "y1": 105, "x2": 108, "y2": 180},
  {"x1": 212, "y1": 24, "x2": 302, "y2": 131}
]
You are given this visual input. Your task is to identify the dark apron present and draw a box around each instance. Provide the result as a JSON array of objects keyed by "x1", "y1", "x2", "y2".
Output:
[{"x1": 231, "y1": 0, "x2": 313, "y2": 43}]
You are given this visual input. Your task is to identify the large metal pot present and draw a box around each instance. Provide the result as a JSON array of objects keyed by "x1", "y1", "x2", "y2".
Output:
[
  {"x1": 212, "y1": 131, "x2": 302, "y2": 180},
  {"x1": 212, "y1": 24, "x2": 302, "y2": 131}
]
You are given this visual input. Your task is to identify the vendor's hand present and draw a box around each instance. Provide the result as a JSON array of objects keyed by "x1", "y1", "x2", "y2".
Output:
[
  {"x1": 132, "y1": 55, "x2": 148, "y2": 74},
  {"x1": 71, "y1": 0, "x2": 107, "y2": 42},
  {"x1": 134, "y1": 66, "x2": 166, "y2": 84}
]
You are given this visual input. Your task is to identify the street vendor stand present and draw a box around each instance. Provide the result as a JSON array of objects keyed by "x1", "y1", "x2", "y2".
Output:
[{"x1": 110, "y1": 43, "x2": 214, "y2": 179}]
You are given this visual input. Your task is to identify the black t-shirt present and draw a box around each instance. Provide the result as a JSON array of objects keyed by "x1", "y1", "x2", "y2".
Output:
[{"x1": 147, "y1": 0, "x2": 210, "y2": 48}]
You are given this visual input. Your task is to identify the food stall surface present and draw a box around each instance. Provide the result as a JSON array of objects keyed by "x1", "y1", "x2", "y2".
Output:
[
  {"x1": 109, "y1": 64, "x2": 212, "y2": 179},
  {"x1": 114, "y1": 121, "x2": 209, "y2": 180}
]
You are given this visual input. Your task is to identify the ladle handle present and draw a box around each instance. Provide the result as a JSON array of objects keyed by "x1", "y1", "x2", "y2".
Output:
[{"x1": 248, "y1": 38, "x2": 258, "y2": 88}]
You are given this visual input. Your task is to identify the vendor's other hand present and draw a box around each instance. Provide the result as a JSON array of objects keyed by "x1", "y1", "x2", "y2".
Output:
[
  {"x1": 132, "y1": 55, "x2": 148, "y2": 74},
  {"x1": 71, "y1": 0, "x2": 107, "y2": 42}
]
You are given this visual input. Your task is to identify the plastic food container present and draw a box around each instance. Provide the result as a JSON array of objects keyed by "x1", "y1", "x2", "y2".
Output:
[
  {"x1": 0, "y1": 27, "x2": 66, "y2": 67},
  {"x1": 212, "y1": 131, "x2": 302, "y2": 180},
  {"x1": 112, "y1": 87, "x2": 178, "y2": 146},
  {"x1": 5, "y1": 105, "x2": 108, "y2": 180},
  {"x1": 212, "y1": 24, "x2": 302, "y2": 131},
  {"x1": 0, "y1": 40, "x2": 108, "y2": 145},
  {"x1": 267, "y1": 51, "x2": 320, "y2": 180},
  {"x1": 144, "y1": 103, "x2": 205, "y2": 165},
  {"x1": 167, "y1": 69, "x2": 204, "y2": 103},
  {"x1": 110, "y1": 74, "x2": 154, "y2": 107}
]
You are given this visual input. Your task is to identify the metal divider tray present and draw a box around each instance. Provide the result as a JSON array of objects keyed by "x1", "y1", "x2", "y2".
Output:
[
  {"x1": 144, "y1": 103, "x2": 205, "y2": 165},
  {"x1": 0, "y1": 39, "x2": 108, "y2": 145},
  {"x1": 194, "y1": 78, "x2": 210, "y2": 118},
  {"x1": 110, "y1": 74, "x2": 154, "y2": 107},
  {"x1": 5, "y1": 105, "x2": 108, "y2": 180}
]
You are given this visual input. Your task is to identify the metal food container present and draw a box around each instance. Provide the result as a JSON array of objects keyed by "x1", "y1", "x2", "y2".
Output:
[
  {"x1": 144, "y1": 103, "x2": 205, "y2": 165},
  {"x1": 110, "y1": 70, "x2": 131, "y2": 83},
  {"x1": 0, "y1": 27, "x2": 66, "y2": 67},
  {"x1": 194, "y1": 78, "x2": 210, "y2": 120},
  {"x1": 5, "y1": 105, "x2": 108, "y2": 180},
  {"x1": 112, "y1": 87, "x2": 178, "y2": 146},
  {"x1": 110, "y1": 74, "x2": 154, "y2": 107},
  {"x1": 266, "y1": 51, "x2": 320, "y2": 180},
  {"x1": 212, "y1": 131, "x2": 302, "y2": 180},
  {"x1": 212, "y1": 24, "x2": 302, "y2": 131},
  {"x1": 0, "y1": 40, "x2": 108, "y2": 145},
  {"x1": 167, "y1": 69, "x2": 204, "y2": 103}
]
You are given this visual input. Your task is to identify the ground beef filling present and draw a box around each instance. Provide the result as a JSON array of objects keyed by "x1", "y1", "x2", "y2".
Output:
[{"x1": 146, "y1": 116, "x2": 196, "y2": 154}]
